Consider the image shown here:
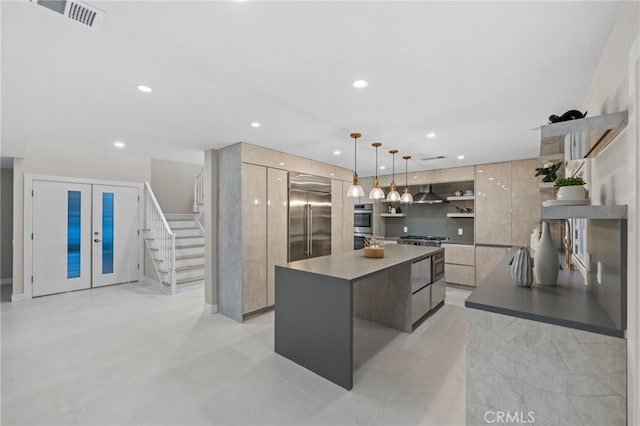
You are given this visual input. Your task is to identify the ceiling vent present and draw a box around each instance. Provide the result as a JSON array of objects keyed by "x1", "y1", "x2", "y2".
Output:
[
  {"x1": 420, "y1": 155, "x2": 447, "y2": 161},
  {"x1": 31, "y1": 0, "x2": 105, "y2": 28}
]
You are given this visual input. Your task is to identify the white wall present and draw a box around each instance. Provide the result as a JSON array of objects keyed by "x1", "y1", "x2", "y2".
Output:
[
  {"x1": 150, "y1": 158, "x2": 202, "y2": 214},
  {"x1": 12, "y1": 142, "x2": 152, "y2": 296},
  {"x1": 581, "y1": 2, "x2": 640, "y2": 424},
  {"x1": 1, "y1": 168, "x2": 13, "y2": 281}
]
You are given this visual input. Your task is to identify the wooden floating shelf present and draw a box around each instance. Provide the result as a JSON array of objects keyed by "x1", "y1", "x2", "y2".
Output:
[
  {"x1": 447, "y1": 213, "x2": 475, "y2": 218},
  {"x1": 380, "y1": 213, "x2": 406, "y2": 217}
]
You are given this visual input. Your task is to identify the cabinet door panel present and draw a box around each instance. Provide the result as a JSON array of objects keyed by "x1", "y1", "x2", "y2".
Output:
[
  {"x1": 445, "y1": 264, "x2": 475, "y2": 286},
  {"x1": 475, "y1": 246, "x2": 510, "y2": 286},
  {"x1": 510, "y1": 159, "x2": 541, "y2": 247},
  {"x1": 441, "y1": 243, "x2": 475, "y2": 265},
  {"x1": 267, "y1": 168, "x2": 288, "y2": 307},
  {"x1": 242, "y1": 163, "x2": 267, "y2": 314},
  {"x1": 475, "y1": 163, "x2": 512, "y2": 245}
]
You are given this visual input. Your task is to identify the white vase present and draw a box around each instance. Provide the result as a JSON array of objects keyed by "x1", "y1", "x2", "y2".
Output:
[
  {"x1": 533, "y1": 221, "x2": 559, "y2": 286},
  {"x1": 557, "y1": 185, "x2": 586, "y2": 200}
]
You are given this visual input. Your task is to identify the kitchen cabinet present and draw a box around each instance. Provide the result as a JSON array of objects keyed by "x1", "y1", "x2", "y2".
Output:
[
  {"x1": 217, "y1": 142, "x2": 354, "y2": 323},
  {"x1": 267, "y1": 168, "x2": 288, "y2": 307},
  {"x1": 475, "y1": 159, "x2": 541, "y2": 247},
  {"x1": 242, "y1": 163, "x2": 268, "y2": 314},
  {"x1": 475, "y1": 245, "x2": 510, "y2": 285},
  {"x1": 475, "y1": 162, "x2": 512, "y2": 245},
  {"x1": 511, "y1": 159, "x2": 542, "y2": 247},
  {"x1": 441, "y1": 243, "x2": 475, "y2": 286}
]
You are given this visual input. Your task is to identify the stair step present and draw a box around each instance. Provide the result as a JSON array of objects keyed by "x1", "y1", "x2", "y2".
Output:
[
  {"x1": 163, "y1": 275, "x2": 205, "y2": 286},
  {"x1": 165, "y1": 213, "x2": 196, "y2": 219},
  {"x1": 177, "y1": 275, "x2": 205, "y2": 285},
  {"x1": 171, "y1": 226, "x2": 199, "y2": 230},
  {"x1": 175, "y1": 244, "x2": 205, "y2": 249},
  {"x1": 176, "y1": 264, "x2": 204, "y2": 272},
  {"x1": 175, "y1": 235, "x2": 203, "y2": 239},
  {"x1": 176, "y1": 254, "x2": 205, "y2": 260}
]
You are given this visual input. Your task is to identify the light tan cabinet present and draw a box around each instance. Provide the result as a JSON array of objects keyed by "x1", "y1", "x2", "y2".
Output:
[
  {"x1": 475, "y1": 245, "x2": 511, "y2": 285},
  {"x1": 475, "y1": 162, "x2": 512, "y2": 245},
  {"x1": 441, "y1": 243, "x2": 475, "y2": 286},
  {"x1": 475, "y1": 159, "x2": 541, "y2": 247},
  {"x1": 510, "y1": 159, "x2": 541, "y2": 247},
  {"x1": 241, "y1": 163, "x2": 268, "y2": 314},
  {"x1": 267, "y1": 168, "x2": 288, "y2": 307}
]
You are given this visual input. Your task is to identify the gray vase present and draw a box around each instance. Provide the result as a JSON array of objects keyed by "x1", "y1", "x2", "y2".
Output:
[
  {"x1": 511, "y1": 247, "x2": 533, "y2": 287},
  {"x1": 534, "y1": 221, "x2": 559, "y2": 286}
]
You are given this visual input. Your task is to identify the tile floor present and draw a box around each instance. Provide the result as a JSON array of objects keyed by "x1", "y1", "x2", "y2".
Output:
[{"x1": 1, "y1": 283, "x2": 470, "y2": 426}]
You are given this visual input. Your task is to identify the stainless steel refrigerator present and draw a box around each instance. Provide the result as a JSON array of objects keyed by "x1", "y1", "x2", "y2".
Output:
[{"x1": 289, "y1": 172, "x2": 332, "y2": 262}]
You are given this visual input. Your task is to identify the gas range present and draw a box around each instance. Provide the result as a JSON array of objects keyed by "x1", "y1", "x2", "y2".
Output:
[{"x1": 397, "y1": 235, "x2": 449, "y2": 247}]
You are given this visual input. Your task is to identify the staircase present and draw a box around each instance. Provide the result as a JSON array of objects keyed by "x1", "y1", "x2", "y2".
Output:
[
  {"x1": 143, "y1": 182, "x2": 205, "y2": 294},
  {"x1": 164, "y1": 214, "x2": 205, "y2": 289}
]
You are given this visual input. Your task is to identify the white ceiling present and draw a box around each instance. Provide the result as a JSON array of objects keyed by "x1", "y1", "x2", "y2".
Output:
[{"x1": 1, "y1": 1, "x2": 620, "y2": 177}]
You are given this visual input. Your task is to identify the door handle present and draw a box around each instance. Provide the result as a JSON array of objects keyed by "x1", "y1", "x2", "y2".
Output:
[
  {"x1": 94, "y1": 239, "x2": 101, "y2": 243},
  {"x1": 309, "y1": 205, "x2": 313, "y2": 256}
]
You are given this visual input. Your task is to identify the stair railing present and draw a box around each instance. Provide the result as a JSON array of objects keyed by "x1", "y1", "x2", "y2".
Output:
[
  {"x1": 193, "y1": 168, "x2": 205, "y2": 213},
  {"x1": 144, "y1": 182, "x2": 176, "y2": 294}
]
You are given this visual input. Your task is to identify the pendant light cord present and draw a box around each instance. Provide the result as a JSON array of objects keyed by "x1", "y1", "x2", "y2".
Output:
[
  {"x1": 405, "y1": 159, "x2": 408, "y2": 187},
  {"x1": 375, "y1": 146, "x2": 379, "y2": 179},
  {"x1": 354, "y1": 136, "x2": 357, "y2": 174},
  {"x1": 392, "y1": 152, "x2": 395, "y2": 182}
]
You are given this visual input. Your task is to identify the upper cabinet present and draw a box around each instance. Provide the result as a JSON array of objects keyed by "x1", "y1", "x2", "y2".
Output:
[
  {"x1": 539, "y1": 111, "x2": 628, "y2": 161},
  {"x1": 475, "y1": 159, "x2": 541, "y2": 247},
  {"x1": 475, "y1": 162, "x2": 512, "y2": 245}
]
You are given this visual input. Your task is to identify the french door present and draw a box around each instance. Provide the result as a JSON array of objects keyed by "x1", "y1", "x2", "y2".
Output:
[{"x1": 31, "y1": 179, "x2": 140, "y2": 297}]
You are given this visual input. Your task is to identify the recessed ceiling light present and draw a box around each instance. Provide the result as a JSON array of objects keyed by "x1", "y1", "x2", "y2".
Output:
[
  {"x1": 250, "y1": 122, "x2": 260, "y2": 128},
  {"x1": 489, "y1": 177, "x2": 494, "y2": 181},
  {"x1": 333, "y1": 150, "x2": 341, "y2": 155},
  {"x1": 426, "y1": 132, "x2": 437, "y2": 139},
  {"x1": 478, "y1": 169, "x2": 484, "y2": 173},
  {"x1": 457, "y1": 155, "x2": 465, "y2": 160},
  {"x1": 114, "y1": 141, "x2": 125, "y2": 148},
  {"x1": 279, "y1": 162, "x2": 285, "y2": 166},
  {"x1": 352, "y1": 79, "x2": 368, "y2": 89},
  {"x1": 330, "y1": 173, "x2": 335, "y2": 176},
  {"x1": 136, "y1": 85, "x2": 152, "y2": 93},
  {"x1": 380, "y1": 165, "x2": 386, "y2": 170}
]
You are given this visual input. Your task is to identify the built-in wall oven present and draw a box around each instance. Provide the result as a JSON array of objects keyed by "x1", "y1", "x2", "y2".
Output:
[{"x1": 354, "y1": 203, "x2": 373, "y2": 250}]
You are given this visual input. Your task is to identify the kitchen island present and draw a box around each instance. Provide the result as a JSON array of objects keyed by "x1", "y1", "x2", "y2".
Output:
[{"x1": 275, "y1": 244, "x2": 444, "y2": 390}]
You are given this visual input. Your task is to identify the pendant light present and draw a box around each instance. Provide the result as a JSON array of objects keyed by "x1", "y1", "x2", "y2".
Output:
[
  {"x1": 347, "y1": 132, "x2": 365, "y2": 197},
  {"x1": 400, "y1": 155, "x2": 414, "y2": 204},
  {"x1": 386, "y1": 149, "x2": 401, "y2": 201},
  {"x1": 369, "y1": 142, "x2": 385, "y2": 199}
]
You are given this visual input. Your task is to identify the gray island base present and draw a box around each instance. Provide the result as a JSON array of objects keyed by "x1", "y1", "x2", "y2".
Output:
[{"x1": 275, "y1": 244, "x2": 443, "y2": 390}]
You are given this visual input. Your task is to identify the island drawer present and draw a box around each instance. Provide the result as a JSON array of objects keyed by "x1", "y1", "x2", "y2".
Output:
[{"x1": 411, "y1": 285, "x2": 431, "y2": 324}]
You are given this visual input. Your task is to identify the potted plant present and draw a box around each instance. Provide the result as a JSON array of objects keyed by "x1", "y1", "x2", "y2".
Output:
[
  {"x1": 554, "y1": 176, "x2": 587, "y2": 200},
  {"x1": 534, "y1": 162, "x2": 562, "y2": 183}
]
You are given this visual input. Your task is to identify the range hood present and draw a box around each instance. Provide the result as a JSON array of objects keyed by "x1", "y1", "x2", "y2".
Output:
[{"x1": 412, "y1": 185, "x2": 446, "y2": 204}]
